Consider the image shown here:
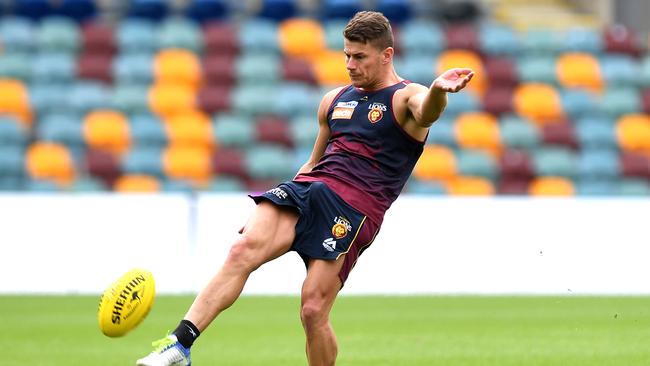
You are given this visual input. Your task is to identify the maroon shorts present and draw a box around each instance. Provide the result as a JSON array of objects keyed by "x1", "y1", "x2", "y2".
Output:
[{"x1": 250, "y1": 181, "x2": 380, "y2": 285}]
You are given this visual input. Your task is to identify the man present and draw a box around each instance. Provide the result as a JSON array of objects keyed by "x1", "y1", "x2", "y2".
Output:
[{"x1": 137, "y1": 10, "x2": 473, "y2": 366}]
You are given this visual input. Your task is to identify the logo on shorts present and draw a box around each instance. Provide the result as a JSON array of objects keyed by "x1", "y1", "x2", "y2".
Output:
[
  {"x1": 322, "y1": 238, "x2": 336, "y2": 252},
  {"x1": 266, "y1": 187, "x2": 287, "y2": 200},
  {"x1": 331, "y1": 216, "x2": 352, "y2": 239}
]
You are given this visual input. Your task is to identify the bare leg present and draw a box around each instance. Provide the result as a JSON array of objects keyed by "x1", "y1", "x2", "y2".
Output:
[
  {"x1": 185, "y1": 201, "x2": 299, "y2": 331},
  {"x1": 301, "y1": 257, "x2": 345, "y2": 366}
]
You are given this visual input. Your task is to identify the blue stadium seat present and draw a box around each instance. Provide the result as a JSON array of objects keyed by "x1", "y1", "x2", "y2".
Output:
[
  {"x1": 377, "y1": 0, "x2": 412, "y2": 24},
  {"x1": 0, "y1": 117, "x2": 27, "y2": 148},
  {"x1": 516, "y1": 56, "x2": 557, "y2": 84},
  {"x1": 576, "y1": 180, "x2": 615, "y2": 196},
  {"x1": 562, "y1": 27, "x2": 603, "y2": 54},
  {"x1": 444, "y1": 91, "x2": 480, "y2": 118},
  {"x1": 213, "y1": 113, "x2": 255, "y2": 147},
  {"x1": 290, "y1": 115, "x2": 319, "y2": 148},
  {"x1": 186, "y1": 0, "x2": 228, "y2": 23},
  {"x1": 456, "y1": 149, "x2": 498, "y2": 180},
  {"x1": 112, "y1": 53, "x2": 154, "y2": 85},
  {"x1": 0, "y1": 146, "x2": 25, "y2": 178},
  {"x1": 426, "y1": 116, "x2": 456, "y2": 147},
  {"x1": 116, "y1": 19, "x2": 157, "y2": 55},
  {"x1": 128, "y1": 0, "x2": 170, "y2": 21},
  {"x1": 640, "y1": 56, "x2": 650, "y2": 87},
  {"x1": 618, "y1": 179, "x2": 650, "y2": 196},
  {"x1": 245, "y1": 144, "x2": 295, "y2": 180},
  {"x1": 323, "y1": 20, "x2": 347, "y2": 50},
  {"x1": 15, "y1": 0, "x2": 53, "y2": 21},
  {"x1": 29, "y1": 83, "x2": 69, "y2": 114},
  {"x1": 130, "y1": 114, "x2": 167, "y2": 147},
  {"x1": 478, "y1": 23, "x2": 520, "y2": 55},
  {"x1": 522, "y1": 28, "x2": 562, "y2": 55},
  {"x1": 597, "y1": 88, "x2": 641, "y2": 118},
  {"x1": 575, "y1": 117, "x2": 617, "y2": 150},
  {"x1": 274, "y1": 84, "x2": 320, "y2": 117},
  {"x1": 26, "y1": 179, "x2": 61, "y2": 192},
  {"x1": 399, "y1": 20, "x2": 445, "y2": 57},
  {"x1": 258, "y1": 0, "x2": 297, "y2": 21},
  {"x1": 31, "y1": 52, "x2": 75, "y2": 84},
  {"x1": 533, "y1": 147, "x2": 578, "y2": 178},
  {"x1": 321, "y1": 0, "x2": 362, "y2": 20},
  {"x1": 560, "y1": 89, "x2": 598, "y2": 119},
  {"x1": 498, "y1": 116, "x2": 540, "y2": 150},
  {"x1": 394, "y1": 55, "x2": 437, "y2": 86},
  {"x1": 236, "y1": 53, "x2": 280, "y2": 86},
  {"x1": 599, "y1": 54, "x2": 640, "y2": 87},
  {"x1": 111, "y1": 84, "x2": 150, "y2": 115},
  {"x1": 156, "y1": 18, "x2": 203, "y2": 53},
  {"x1": 231, "y1": 85, "x2": 276, "y2": 116},
  {"x1": 0, "y1": 53, "x2": 31, "y2": 81},
  {"x1": 58, "y1": 0, "x2": 97, "y2": 23},
  {"x1": 209, "y1": 176, "x2": 246, "y2": 192},
  {"x1": 577, "y1": 149, "x2": 619, "y2": 181},
  {"x1": 36, "y1": 17, "x2": 79, "y2": 54},
  {"x1": 239, "y1": 19, "x2": 280, "y2": 55},
  {"x1": 70, "y1": 176, "x2": 107, "y2": 191},
  {"x1": 406, "y1": 178, "x2": 446, "y2": 195},
  {"x1": 36, "y1": 113, "x2": 85, "y2": 150},
  {"x1": 0, "y1": 176, "x2": 24, "y2": 191},
  {"x1": 65, "y1": 82, "x2": 111, "y2": 114},
  {"x1": 122, "y1": 147, "x2": 164, "y2": 178},
  {"x1": 0, "y1": 16, "x2": 35, "y2": 53}
]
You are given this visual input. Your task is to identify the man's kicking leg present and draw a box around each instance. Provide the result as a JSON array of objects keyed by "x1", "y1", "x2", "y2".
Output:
[{"x1": 136, "y1": 201, "x2": 299, "y2": 366}]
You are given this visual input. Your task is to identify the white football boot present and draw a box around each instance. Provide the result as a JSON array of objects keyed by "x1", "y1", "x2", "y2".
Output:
[{"x1": 136, "y1": 334, "x2": 191, "y2": 366}]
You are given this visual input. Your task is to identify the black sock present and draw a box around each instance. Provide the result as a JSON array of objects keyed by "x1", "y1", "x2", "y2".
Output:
[{"x1": 172, "y1": 319, "x2": 200, "y2": 348}]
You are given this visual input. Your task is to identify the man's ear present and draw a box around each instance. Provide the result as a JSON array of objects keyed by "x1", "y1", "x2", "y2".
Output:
[{"x1": 382, "y1": 47, "x2": 394, "y2": 65}]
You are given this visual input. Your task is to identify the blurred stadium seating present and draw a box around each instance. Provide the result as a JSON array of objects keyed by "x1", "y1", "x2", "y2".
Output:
[{"x1": 0, "y1": 0, "x2": 648, "y2": 195}]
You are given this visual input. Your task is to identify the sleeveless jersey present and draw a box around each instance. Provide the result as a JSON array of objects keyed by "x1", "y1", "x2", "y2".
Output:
[{"x1": 295, "y1": 81, "x2": 424, "y2": 225}]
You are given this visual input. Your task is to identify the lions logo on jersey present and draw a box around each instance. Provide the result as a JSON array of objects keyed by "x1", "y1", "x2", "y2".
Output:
[
  {"x1": 367, "y1": 102, "x2": 387, "y2": 124},
  {"x1": 331, "y1": 216, "x2": 352, "y2": 239}
]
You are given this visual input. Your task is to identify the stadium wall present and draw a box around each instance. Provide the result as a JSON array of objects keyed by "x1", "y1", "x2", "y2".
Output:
[{"x1": 1, "y1": 194, "x2": 648, "y2": 295}]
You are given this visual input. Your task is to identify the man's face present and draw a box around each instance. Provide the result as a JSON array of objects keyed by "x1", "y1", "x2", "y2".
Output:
[{"x1": 343, "y1": 39, "x2": 387, "y2": 88}]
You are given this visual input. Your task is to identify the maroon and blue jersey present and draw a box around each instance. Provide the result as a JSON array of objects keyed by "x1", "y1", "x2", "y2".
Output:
[{"x1": 295, "y1": 81, "x2": 425, "y2": 225}]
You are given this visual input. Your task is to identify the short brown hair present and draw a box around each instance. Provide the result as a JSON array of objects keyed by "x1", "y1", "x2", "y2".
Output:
[{"x1": 343, "y1": 11, "x2": 393, "y2": 50}]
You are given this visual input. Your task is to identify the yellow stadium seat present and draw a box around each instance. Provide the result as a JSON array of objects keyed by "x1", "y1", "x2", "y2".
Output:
[
  {"x1": 616, "y1": 114, "x2": 650, "y2": 154},
  {"x1": 162, "y1": 145, "x2": 212, "y2": 184},
  {"x1": 114, "y1": 175, "x2": 161, "y2": 192},
  {"x1": 0, "y1": 79, "x2": 32, "y2": 126},
  {"x1": 436, "y1": 50, "x2": 486, "y2": 96},
  {"x1": 528, "y1": 177, "x2": 575, "y2": 196},
  {"x1": 148, "y1": 83, "x2": 196, "y2": 118},
  {"x1": 311, "y1": 50, "x2": 349, "y2": 86},
  {"x1": 413, "y1": 144, "x2": 457, "y2": 181},
  {"x1": 556, "y1": 52, "x2": 603, "y2": 92},
  {"x1": 454, "y1": 112, "x2": 501, "y2": 154},
  {"x1": 513, "y1": 83, "x2": 564, "y2": 124},
  {"x1": 154, "y1": 49, "x2": 202, "y2": 90},
  {"x1": 83, "y1": 110, "x2": 130, "y2": 155},
  {"x1": 25, "y1": 142, "x2": 75, "y2": 186},
  {"x1": 446, "y1": 176, "x2": 495, "y2": 196},
  {"x1": 279, "y1": 18, "x2": 326, "y2": 59},
  {"x1": 164, "y1": 110, "x2": 214, "y2": 150}
]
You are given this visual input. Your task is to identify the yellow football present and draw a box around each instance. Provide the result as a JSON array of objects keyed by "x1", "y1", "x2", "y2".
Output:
[{"x1": 97, "y1": 268, "x2": 155, "y2": 337}]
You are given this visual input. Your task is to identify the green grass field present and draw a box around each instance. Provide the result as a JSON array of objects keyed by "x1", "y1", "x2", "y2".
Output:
[{"x1": 2, "y1": 295, "x2": 649, "y2": 366}]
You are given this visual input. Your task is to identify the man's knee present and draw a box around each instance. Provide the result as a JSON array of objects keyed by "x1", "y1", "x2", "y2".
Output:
[
  {"x1": 225, "y1": 235, "x2": 264, "y2": 271},
  {"x1": 300, "y1": 294, "x2": 330, "y2": 329}
]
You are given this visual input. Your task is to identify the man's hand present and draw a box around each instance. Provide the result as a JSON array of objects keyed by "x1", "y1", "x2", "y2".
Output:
[{"x1": 432, "y1": 68, "x2": 475, "y2": 93}]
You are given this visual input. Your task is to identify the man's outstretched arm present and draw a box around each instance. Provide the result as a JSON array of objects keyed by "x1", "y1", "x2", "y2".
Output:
[{"x1": 408, "y1": 68, "x2": 475, "y2": 128}]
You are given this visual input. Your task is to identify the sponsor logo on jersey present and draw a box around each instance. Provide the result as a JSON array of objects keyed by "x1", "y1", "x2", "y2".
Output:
[
  {"x1": 322, "y1": 237, "x2": 336, "y2": 252},
  {"x1": 266, "y1": 187, "x2": 288, "y2": 200},
  {"x1": 332, "y1": 101, "x2": 358, "y2": 120},
  {"x1": 331, "y1": 216, "x2": 352, "y2": 239}
]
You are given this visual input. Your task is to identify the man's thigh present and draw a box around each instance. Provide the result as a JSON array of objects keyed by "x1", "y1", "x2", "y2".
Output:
[{"x1": 240, "y1": 200, "x2": 300, "y2": 262}]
